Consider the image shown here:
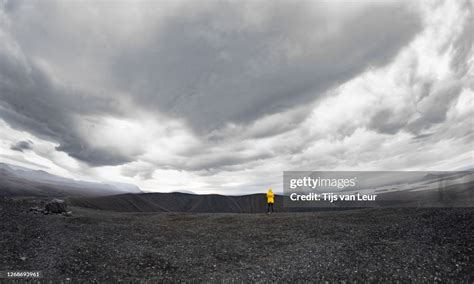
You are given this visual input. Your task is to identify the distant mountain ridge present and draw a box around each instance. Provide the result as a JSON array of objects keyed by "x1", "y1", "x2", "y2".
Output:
[
  {"x1": 0, "y1": 162, "x2": 142, "y2": 197},
  {"x1": 2, "y1": 162, "x2": 472, "y2": 210}
]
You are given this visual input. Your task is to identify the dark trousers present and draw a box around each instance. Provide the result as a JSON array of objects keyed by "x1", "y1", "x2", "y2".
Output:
[{"x1": 267, "y1": 203, "x2": 274, "y2": 212}]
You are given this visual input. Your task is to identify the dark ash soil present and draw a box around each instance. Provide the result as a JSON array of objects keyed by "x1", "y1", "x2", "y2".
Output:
[{"x1": 1, "y1": 198, "x2": 473, "y2": 282}]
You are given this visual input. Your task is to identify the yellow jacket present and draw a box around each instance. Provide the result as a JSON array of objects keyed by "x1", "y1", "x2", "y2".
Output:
[{"x1": 267, "y1": 189, "x2": 274, "y2": 204}]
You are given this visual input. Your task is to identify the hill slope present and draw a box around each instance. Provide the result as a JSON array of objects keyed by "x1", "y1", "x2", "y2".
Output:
[
  {"x1": 68, "y1": 192, "x2": 288, "y2": 213},
  {"x1": 68, "y1": 179, "x2": 474, "y2": 213},
  {"x1": 0, "y1": 162, "x2": 141, "y2": 197}
]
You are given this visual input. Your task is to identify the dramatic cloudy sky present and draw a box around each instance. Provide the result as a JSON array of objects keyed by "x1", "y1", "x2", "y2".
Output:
[{"x1": 0, "y1": 0, "x2": 472, "y2": 194}]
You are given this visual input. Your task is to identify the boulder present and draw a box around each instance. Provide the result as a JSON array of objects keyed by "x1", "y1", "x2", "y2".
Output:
[{"x1": 45, "y1": 199, "x2": 67, "y2": 214}]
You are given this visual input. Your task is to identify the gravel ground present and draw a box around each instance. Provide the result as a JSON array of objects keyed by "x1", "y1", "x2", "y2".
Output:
[{"x1": 1, "y1": 198, "x2": 473, "y2": 282}]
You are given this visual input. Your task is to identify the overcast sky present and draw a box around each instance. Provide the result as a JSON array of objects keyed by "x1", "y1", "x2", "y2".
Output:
[{"x1": 0, "y1": 0, "x2": 472, "y2": 194}]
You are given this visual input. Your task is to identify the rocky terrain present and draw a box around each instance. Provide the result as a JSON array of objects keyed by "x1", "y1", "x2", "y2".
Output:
[{"x1": 1, "y1": 197, "x2": 473, "y2": 282}]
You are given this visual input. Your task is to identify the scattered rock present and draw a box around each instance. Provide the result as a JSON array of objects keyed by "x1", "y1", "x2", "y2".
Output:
[
  {"x1": 29, "y1": 206, "x2": 45, "y2": 214},
  {"x1": 45, "y1": 199, "x2": 67, "y2": 214}
]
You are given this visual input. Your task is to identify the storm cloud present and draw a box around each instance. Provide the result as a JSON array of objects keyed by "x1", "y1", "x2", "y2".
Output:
[
  {"x1": 0, "y1": 51, "x2": 132, "y2": 166},
  {"x1": 111, "y1": 1, "x2": 421, "y2": 131},
  {"x1": 0, "y1": 0, "x2": 472, "y2": 193}
]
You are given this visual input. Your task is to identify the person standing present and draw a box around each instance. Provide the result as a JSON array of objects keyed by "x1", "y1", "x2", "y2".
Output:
[{"x1": 267, "y1": 188, "x2": 274, "y2": 214}]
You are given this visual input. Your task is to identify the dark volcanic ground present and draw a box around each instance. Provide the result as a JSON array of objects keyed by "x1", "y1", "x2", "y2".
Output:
[{"x1": 1, "y1": 198, "x2": 473, "y2": 282}]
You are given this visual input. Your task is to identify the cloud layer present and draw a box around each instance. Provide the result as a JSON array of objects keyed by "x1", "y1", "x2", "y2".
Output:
[{"x1": 0, "y1": 0, "x2": 472, "y2": 193}]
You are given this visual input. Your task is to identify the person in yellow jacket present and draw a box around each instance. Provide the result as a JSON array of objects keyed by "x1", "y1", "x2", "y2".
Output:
[{"x1": 266, "y1": 188, "x2": 274, "y2": 213}]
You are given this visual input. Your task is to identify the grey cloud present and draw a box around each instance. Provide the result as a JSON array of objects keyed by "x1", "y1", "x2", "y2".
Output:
[
  {"x1": 121, "y1": 165, "x2": 156, "y2": 180},
  {"x1": 204, "y1": 105, "x2": 311, "y2": 143},
  {"x1": 366, "y1": 4, "x2": 471, "y2": 138},
  {"x1": 0, "y1": 35, "x2": 132, "y2": 166},
  {"x1": 144, "y1": 147, "x2": 274, "y2": 174},
  {"x1": 449, "y1": 0, "x2": 473, "y2": 77},
  {"x1": 8, "y1": 1, "x2": 463, "y2": 175},
  {"x1": 0, "y1": 153, "x2": 49, "y2": 169},
  {"x1": 404, "y1": 1, "x2": 472, "y2": 135},
  {"x1": 185, "y1": 151, "x2": 273, "y2": 172},
  {"x1": 1, "y1": 1, "x2": 422, "y2": 172},
  {"x1": 369, "y1": 109, "x2": 408, "y2": 135},
  {"x1": 363, "y1": 79, "x2": 464, "y2": 136},
  {"x1": 110, "y1": 1, "x2": 421, "y2": 132},
  {"x1": 0, "y1": 1, "x2": 471, "y2": 192},
  {"x1": 10, "y1": 140, "x2": 33, "y2": 152},
  {"x1": 412, "y1": 133, "x2": 434, "y2": 140},
  {"x1": 406, "y1": 80, "x2": 463, "y2": 134}
]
